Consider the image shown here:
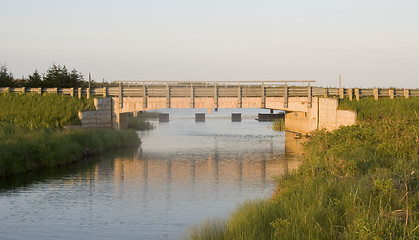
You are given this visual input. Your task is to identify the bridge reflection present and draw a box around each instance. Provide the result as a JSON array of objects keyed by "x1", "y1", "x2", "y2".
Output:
[{"x1": 83, "y1": 131, "x2": 304, "y2": 199}]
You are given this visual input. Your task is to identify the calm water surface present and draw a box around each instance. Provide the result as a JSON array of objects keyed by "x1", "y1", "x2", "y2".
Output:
[{"x1": 0, "y1": 109, "x2": 302, "y2": 240}]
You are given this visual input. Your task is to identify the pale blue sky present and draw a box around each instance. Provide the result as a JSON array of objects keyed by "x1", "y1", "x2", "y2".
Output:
[{"x1": 1, "y1": 0, "x2": 418, "y2": 88}]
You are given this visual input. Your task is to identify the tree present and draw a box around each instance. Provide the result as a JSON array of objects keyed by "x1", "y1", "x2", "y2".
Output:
[
  {"x1": 0, "y1": 64, "x2": 15, "y2": 87},
  {"x1": 27, "y1": 69, "x2": 44, "y2": 87},
  {"x1": 43, "y1": 64, "x2": 85, "y2": 88}
]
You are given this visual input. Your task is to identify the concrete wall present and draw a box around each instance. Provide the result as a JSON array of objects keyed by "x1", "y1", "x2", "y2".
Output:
[
  {"x1": 284, "y1": 97, "x2": 356, "y2": 133},
  {"x1": 78, "y1": 98, "x2": 113, "y2": 129}
]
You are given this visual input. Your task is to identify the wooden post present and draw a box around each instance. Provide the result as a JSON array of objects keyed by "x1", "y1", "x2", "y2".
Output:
[
  {"x1": 38, "y1": 88, "x2": 42, "y2": 94},
  {"x1": 348, "y1": 88, "x2": 353, "y2": 101},
  {"x1": 103, "y1": 87, "x2": 107, "y2": 97},
  {"x1": 308, "y1": 82, "x2": 312, "y2": 108},
  {"x1": 284, "y1": 82, "x2": 288, "y2": 108},
  {"x1": 119, "y1": 82, "x2": 123, "y2": 109},
  {"x1": 213, "y1": 82, "x2": 218, "y2": 110},
  {"x1": 389, "y1": 89, "x2": 394, "y2": 99},
  {"x1": 323, "y1": 88, "x2": 328, "y2": 98},
  {"x1": 54, "y1": 88, "x2": 58, "y2": 94},
  {"x1": 190, "y1": 83, "x2": 194, "y2": 108},
  {"x1": 355, "y1": 88, "x2": 360, "y2": 101},
  {"x1": 261, "y1": 82, "x2": 265, "y2": 108},
  {"x1": 166, "y1": 82, "x2": 170, "y2": 108},
  {"x1": 78, "y1": 88, "x2": 82, "y2": 99},
  {"x1": 142, "y1": 82, "x2": 147, "y2": 109},
  {"x1": 4, "y1": 87, "x2": 10, "y2": 93},
  {"x1": 86, "y1": 88, "x2": 91, "y2": 99},
  {"x1": 237, "y1": 82, "x2": 242, "y2": 108},
  {"x1": 21, "y1": 87, "x2": 26, "y2": 94},
  {"x1": 373, "y1": 88, "x2": 379, "y2": 101},
  {"x1": 339, "y1": 88, "x2": 344, "y2": 99},
  {"x1": 404, "y1": 89, "x2": 410, "y2": 99},
  {"x1": 70, "y1": 88, "x2": 74, "y2": 97}
]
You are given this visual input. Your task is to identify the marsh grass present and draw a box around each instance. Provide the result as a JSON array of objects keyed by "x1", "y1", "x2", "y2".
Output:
[
  {"x1": 185, "y1": 97, "x2": 419, "y2": 239},
  {"x1": 127, "y1": 117, "x2": 154, "y2": 131},
  {"x1": 0, "y1": 124, "x2": 140, "y2": 177},
  {"x1": 0, "y1": 93, "x2": 95, "y2": 128}
]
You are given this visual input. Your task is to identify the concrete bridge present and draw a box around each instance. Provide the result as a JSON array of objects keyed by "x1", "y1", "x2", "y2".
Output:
[{"x1": 2, "y1": 81, "x2": 418, "y2": 133}]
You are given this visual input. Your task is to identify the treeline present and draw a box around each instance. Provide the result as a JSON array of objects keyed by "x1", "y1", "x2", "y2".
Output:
[{"x1": 0, "y1": 64, "x2": 118, "y2": 88}]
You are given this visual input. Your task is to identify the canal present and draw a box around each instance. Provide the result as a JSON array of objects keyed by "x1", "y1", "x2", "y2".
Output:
[{"x1": 0, "y1": 108, "x2": 302, "y2": 240}]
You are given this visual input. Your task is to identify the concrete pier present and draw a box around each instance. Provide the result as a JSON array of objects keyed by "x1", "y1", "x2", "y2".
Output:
[
  {"x1": 195, "y1": 113, "x2": 205, "y2": 122},
  {"x1": 159, "y1": 113, "x2": 169, "y2": 122},
  {"x1": 231, "y1": 113, "x2": 241, "y2": 122}
]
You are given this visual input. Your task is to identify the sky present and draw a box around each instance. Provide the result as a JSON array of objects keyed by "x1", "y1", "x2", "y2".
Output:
[{"x1": 1, "y1": 0, "x2": 418, "y2": 88}]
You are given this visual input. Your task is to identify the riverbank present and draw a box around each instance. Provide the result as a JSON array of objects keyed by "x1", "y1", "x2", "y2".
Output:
[
  {"x1": 186, "y1": 97, "x2": 419, "y2": 239},
  {"x1": 0, "y1": 93, "x2": 141, "y2": 177}
]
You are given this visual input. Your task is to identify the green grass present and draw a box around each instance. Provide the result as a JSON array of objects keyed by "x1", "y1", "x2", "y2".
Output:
[
  {"x1": 186, "y1": 97, "x2": 419, "y2": 239},
  {"x1": 0, "y1": 93, "x2": 95, "y2": 128},
  {"x1": 0, "y1": 124, "x2": 140, "y2": 177}
]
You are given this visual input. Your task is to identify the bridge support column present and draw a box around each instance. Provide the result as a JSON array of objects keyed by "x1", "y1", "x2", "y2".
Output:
[
  {"x1": 232, "y1": 113, "x2": 241, "y2": 122},
  {"x1": 159, "y1": 113, "x2": 169, "y2": 122},
  {"x1": 195, "y1": 113, "x2": 205, "y2": 122}
]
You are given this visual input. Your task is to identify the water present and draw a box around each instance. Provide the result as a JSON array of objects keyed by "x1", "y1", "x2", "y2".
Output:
[{"x1": 0, "y1": 108, "x2": 302, "y2": 240}]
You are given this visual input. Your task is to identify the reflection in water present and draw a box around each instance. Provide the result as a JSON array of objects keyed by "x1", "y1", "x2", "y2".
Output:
[{"x1": 0, "y1": 109, "x2": 304, "y2": 240}]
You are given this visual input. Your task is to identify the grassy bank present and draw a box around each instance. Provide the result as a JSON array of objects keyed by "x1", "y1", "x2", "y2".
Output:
[
  {"x1": 186, "y1": 97, "x2": 419, "y2": 239},
  {"x1": 0, "y1": 124, "x2": 140, "y2": 177},
  {"x1": 0, "y1": 93, "x2": 141, "y2": 177}
]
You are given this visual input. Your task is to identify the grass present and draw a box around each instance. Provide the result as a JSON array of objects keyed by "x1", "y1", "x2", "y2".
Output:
[
  {"x1": 127, "y1": 116, "x2": 154, "y2": 131},
  {"x1": 0, "y1": 123, "x2": 140, "y2": 177},
  {"x1": 0, "y1": 93, "x2": 95, "y2": 128},
  {"x1": 185, "y1": 97, "x2": 419, "y2": 239}
]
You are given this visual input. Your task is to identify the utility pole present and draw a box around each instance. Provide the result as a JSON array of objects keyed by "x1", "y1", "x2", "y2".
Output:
[{"x1": 88, "y1": 73, "x2": 91, "y2": 88}]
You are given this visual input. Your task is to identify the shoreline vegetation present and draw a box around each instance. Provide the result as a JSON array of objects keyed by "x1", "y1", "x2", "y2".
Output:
[
  {"x1": 0, "y1": 93, "x2": 141, "y2": 177},
  {"x1": 186, "y1": 97, "x2": 419, "y2": 240}
]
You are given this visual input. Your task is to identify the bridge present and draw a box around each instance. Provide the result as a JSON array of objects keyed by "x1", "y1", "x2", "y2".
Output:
[{"x1": 1, "y1": 81, "x2": 418, "y2": 133}]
